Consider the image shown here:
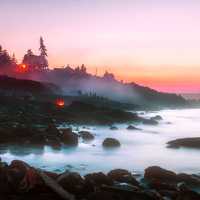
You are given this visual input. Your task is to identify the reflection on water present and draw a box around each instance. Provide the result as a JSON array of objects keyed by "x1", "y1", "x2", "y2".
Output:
[{"x1": 1, "y1": 109, "x2": 200, "y2": 175}]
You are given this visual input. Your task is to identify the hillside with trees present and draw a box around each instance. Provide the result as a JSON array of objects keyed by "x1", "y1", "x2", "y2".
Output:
[{"x1": 0, "y1": 39, "x2": 188, "y2": 109}]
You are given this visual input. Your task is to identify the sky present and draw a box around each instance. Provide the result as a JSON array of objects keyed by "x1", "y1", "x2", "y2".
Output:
[{"x1": 0, "y1": 0, "x2": 200, "y2": 93}]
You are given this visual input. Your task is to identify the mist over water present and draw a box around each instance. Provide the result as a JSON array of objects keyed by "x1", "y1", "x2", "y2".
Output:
[{"x1": 1, "y1": 109, "x2": 200, "y2": 175}]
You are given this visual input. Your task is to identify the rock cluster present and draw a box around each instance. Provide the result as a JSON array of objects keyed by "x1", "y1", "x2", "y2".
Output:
[{"x1": 0, "y1": 160, "x2": 199, "y2": 200}]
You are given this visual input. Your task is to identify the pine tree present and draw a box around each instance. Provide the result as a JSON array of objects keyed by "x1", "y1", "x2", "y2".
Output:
[
  {"x1": 0, "y1": 48, "x2": 12, "y2": 68},
  {"x1": 39, "y1": 36, "x2": 47, "y2": 57},
  {"x1": 11, "y1": 53, "x2": 17, "y2": 65}
]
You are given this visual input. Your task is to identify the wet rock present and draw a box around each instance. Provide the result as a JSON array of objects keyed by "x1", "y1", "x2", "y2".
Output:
[
  {"x1": 79, "y1": 131, "x2": 94, "y2": 141},
  {"x1": 86, "y1": 191, "x2": 120, "y2": 200},
  {"x1": 102, "y1": 186, "x2": 162, "y2": 200},
  {"x1": 177, "y1": 173, "x2": 200, "y2": 186},
  {"x1": 46, "y1": 139, "x2": 62, "y2": 150},
  {"x1": 176, "y1": 190, "x2": 200, "y2": 200},
  {"x1": 167, "y1": 137, "x2": 200, "y2": 148},
  {"x1": 0, "y1": 160, "x2": 9, "y2": 193},
  {"x1": 31, "y1": 134, "x2": 46, "y2": 145},
  {"x1": 102, "y1": 138, "x2": 121, "y2": 148},
  {"x1": 110, "y1": 126, "x2": 118, "y2": 130},
  {"x1": 158, "y1": 189, "x2": 178, "y2": 199},
  {"x1": 144, "y1": 166, "x2": 177, "y2": 183},
  {"x1": 57, "y1": 172, "x2": 85, "y2": 195},
  {"x1": 148, "y1": 179, "x2": 177, "y2": 191},
  {"x1": 45, "y1": 124, "x2": 60, "y2": 137},
  {"x1": 62, "y1": 129, "x2": 78, "y2": 146},
  {"x1": 107, "y1": 169, "x2": 139, "y2": 186},
  {"x1": 7, "y1": 160, "x2": 43, "y2": 193},
  {"x1": 84, "y1": 172, "x2": 113, "y2": 188},
  {"x1": 143, "y1": 119, "x2": 158, "y2": 125},
  {"x1": 150, "y1": 115, "x2": 163, "y2": 121},
  {"x1": 127, "y1": 125, "x2": 140, "y2": 130}
]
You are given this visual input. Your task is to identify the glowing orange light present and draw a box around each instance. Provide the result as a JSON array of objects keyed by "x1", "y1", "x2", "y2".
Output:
[
  {"x1": 21, "y1": 64, "x2": 27, "y2": 69},
  {"x1": 16, "y1": 64, "x2": 28, "y2": 73},
  {"x1": 56, "y1": 99, "x2": 65, "y2": 107}
]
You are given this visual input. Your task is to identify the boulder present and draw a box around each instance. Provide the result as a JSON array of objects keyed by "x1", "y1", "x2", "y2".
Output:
[
  {"x1": 31, "y1": 133, "x2": 46, "y2": 145},
  {"x1": 126, "y1": 125, "x2": 140, "y2": 130},
  {"x1": 79, "y1": 131, "x2": 94, "y2": 141},
  {"x1": 86, "y1": 191, "x2": 119, "y2": 200},
  {"x1": 177, "y1": 173, "x2": 200, "y2": 186},
  {"x1": 102, "y1": 138, "x2": 120, "y2": 148},
  {"x1": 107, "y1": 169, "x2": 139, "y2": 186},
  {"x1": 62, "y1": 130, "x2": 78, "y2": 146},
  {"x1": 148, "y1": 179, "x2": 177, "y2": 191},
  {"x1": 143, "y1": 119, "x2": 158, "y2": 125},
  {"x1": 57, "y1": 172, "x2": 85, "y2": 195},
  {"x1": 144, "y1": 166, "x2": 177, "y2": 183},
  {"x1": 110, "y1": 126, "x2": 118, "y2": 130},
  {"x1": 7, "y1": 160, "x2": 43, "y2": 193},
  {"x1": 46, "y1": 139, "x2": 62, "y2": 150},
  {"x1": 167, "y1": 137, "x2": 200, "y2": 148},
  {"x1": 150, "y1": 115, "x2": 163, "y2": 121},
  {"x1": 158, "y1": 189, "x2": 178, "y2": 199},
  {"x1": 46, "y1": 124, "x2": 60, "y2": 137},
  {"x1": 84, "y1": 172, "x2": 113, "y2": 187},
  {"x1": 176, "y1": 190, "x2": 200, "y2": 200}
]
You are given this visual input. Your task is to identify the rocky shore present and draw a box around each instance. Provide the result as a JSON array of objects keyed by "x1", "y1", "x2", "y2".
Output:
[
  {"x1": 0, "y1": 113, "x2": 160, "y2": 149},
  {"x1": 0, "y1": 159, "x2": 199, "y2": 200}
]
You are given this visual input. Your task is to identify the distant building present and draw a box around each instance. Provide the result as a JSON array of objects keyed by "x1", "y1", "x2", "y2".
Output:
[{"x1": 22, "y1": 37, "x2": 48, "y2": 71}]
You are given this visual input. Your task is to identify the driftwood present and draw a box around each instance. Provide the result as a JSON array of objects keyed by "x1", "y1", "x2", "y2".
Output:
[{"x1": 37, "y1": 169, "x2": 75, "y2": 200}]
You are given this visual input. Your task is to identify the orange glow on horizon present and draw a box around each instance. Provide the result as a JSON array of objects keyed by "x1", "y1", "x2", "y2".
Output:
[
  {"x1": 55, "y1": 99, "x2": 65, "y2": 107},
  {"x1": 16, "y1": 64, "x2": 28, "y2": 73}
]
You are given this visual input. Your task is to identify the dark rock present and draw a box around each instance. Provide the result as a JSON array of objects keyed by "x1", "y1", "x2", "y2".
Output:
[
  {"x1": 57, "y1": 172, "x2": 85, "y2": 195},
  {"x1": 45, "y1": 124, "x2": 60, "y2": 137},
  {"x1": 148, "y1": 179, "x2": 177, "y2": 191},
  {"x1": 31, "y1": 134, "x2": 46, "y2": 145},
  {"x1": 62, "y1": 130, "x2": 78, "y2": 146},
  {"x1": 110, "y1": 126, "x2": 118, "y2": 130},
  {"x1": 7, "y1": 160, "x2": 43, "y2": 193},
  {"x1": 167, "y1": 137, "x2": 200, "y2": 148},
  {"x1": 84, "y1": 172, "x2": 113, "y2": 188},
  {"x1": 143, "y1": 119, "x2": 158, "y2": 125},
  {"x1": 107, "y1": 169, "x2": 139, "y2": 186},
  {"x1": 144, "y1": 166, "x2": 177, "y2": 183},
  {"x1": 86, "y1": 191, "x2": 120, "y2": 200},
  {"x1": 127, "y1": 125, "x2": 140, "y2": 130},
  {"x1": 177, "y1": 173, "x2": 200, "y2": 186},
  {"x1": 158, "y1": 189, "x2": 178, "y2": 199},
  {"x1": 176, "y1": 190, "x2": 200, "y2": 200},
  {"x1": 102, "y1": 138, "x2": 121, "y2": 148},
  {"x1": 102, "y1": 186, "x2": 162, "y2": 200},
  {"x1": 60, "y1": 128, "x2": 72, "y2": 134},
  {"x1": 79, "y1": 131, "x2": 94, "y2": 140},
  {"x1": 150, "y1": 115, "x2": 163, "y2": 121},
  {"x1": 47, "y1": 139, "x2": 61, "y2": 150}
]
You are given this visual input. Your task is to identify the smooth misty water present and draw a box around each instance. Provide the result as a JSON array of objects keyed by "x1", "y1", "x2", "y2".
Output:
[{"x1": 1, "y1": 109, "x2": 200, "y2": 175}]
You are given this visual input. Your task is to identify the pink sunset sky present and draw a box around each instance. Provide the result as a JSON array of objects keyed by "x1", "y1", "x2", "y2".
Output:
[{"x1": 0, "y1": 0, "x2": 200, "y2": 93}]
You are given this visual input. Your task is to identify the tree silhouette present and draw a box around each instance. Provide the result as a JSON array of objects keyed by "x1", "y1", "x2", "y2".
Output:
[
  {"x1": 39, "y1": 37, "x2": 47, "y2": 57},
  {"x1": 0, "y1": 47, "x2": 12, "y2": 68},
  {"x1": 11, "y1": 53, "x2": 17, "y2": 65}
]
